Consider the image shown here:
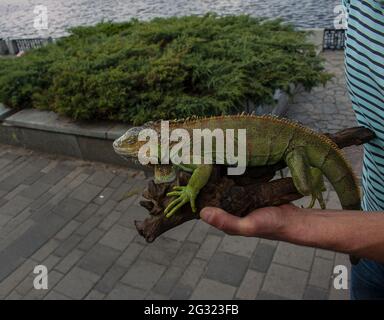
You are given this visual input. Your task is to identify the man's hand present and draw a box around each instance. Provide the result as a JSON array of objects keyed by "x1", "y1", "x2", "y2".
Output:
[
  {"x1": 200, "y1": 204, "x2": 300, "y2": 240},
  {"x1": 201, "y1": 205, "x2": 384, "y2": 264}
]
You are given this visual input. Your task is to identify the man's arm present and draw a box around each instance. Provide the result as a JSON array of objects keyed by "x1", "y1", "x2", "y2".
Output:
[{"x1": 200, "y1": 205, "x2": 384, "y2": 263}]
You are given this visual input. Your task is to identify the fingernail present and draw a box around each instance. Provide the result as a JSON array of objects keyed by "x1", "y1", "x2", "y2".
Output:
[{"x1": 200, "y1": 208, "x2": 213, "y2": 222}]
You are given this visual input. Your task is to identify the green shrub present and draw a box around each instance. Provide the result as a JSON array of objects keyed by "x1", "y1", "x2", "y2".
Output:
[{"x1": 0, "y1": 15, "x2": 331, "y2": 125}]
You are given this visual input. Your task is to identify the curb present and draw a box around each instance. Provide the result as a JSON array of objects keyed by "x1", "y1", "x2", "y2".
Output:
[{"x1": 0, "y1": 109, "x2": 146, "y2": 170}]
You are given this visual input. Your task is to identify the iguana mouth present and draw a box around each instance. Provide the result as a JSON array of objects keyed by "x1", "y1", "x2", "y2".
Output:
[{"x1": 113, "y1": 140, "x2": 138, "y2": 158}]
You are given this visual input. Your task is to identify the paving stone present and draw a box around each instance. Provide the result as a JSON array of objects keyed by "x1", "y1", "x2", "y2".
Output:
[
  {"x1": 85, "y1": 289, "x2": 105, "y2": 300},
  {"x1": 4, "y1": 213, "x2": 66, "y2": 260},
  {"x1": 187, "y1": 221, "x2": 211, "y2": 243},
  {"x1": 52, "y1": 197, "x2": 87, "y2": 220},
  {"x1": 29, "y1": 203, "x2": 55, "y2": 222},
  {"x1": 15, "y1": 274, "x2": 35, "y2": 296},
  {"x1": 93, "y1": 187, "x2": 115, "y2": 205},
  {"x1": 77, "y1": 228, "x2": 105, "y2": 251},
  {"x1": 117, "y1": 204, "x2": 148, "y2": 227},
  {"x1": 3, "y1": 184, "x2": 28, "y2": 200},
  {"x1": 170, "y1": 284, "x2": 194, "y2": 300},
  {"x1": 70, "y1": 182, "x2": 102, "y2": 203},
  {"x1": 219, "y1": 235, "x2": 259, "y2": 258},
  {"x1": 256, "y1": 291, "x2": 289, "y2": 300},
  {"x1": 207, "y1": 225, "x2": 226, "y2": 237},
  {"x1": 153, "y1": 266, "x2": 184, "y2": 296},
  {"x1": 139, "y1": 237, "x2": 182, "y2": 266},
  {"x1": 0, "y1": 218, "x2": 34, "y2": 250},
  {"x1": 0, "y1": 259, "x2": 36, "y2": 299},
  {"x1": 87, "y1": 171, "x2": 115, "y2": 187},
  {"x1": 108, "y1": 175, "x2": 126, "y2": 189},
  {"x1": 39, "y1": 166, "x2": 71, "y2": 185},
  {"x1": 172, "y1": 241, "x2": 200, "y2": 268},
  {"x1": 316, "y1": 248, "x2": 336, "y2": 260},
  {"x1": 99, "y1": 225, "x2": 136, "y2": 251},
  {"x1": 236, "y1": 270, "x2": 265, "y2": 300},
  {"x1": 163, "y1": 220, "x2": 196, "y2": 242},
  {"x1": 121, "y1": 259, "x2": 166, "y2": 291},
  {"x1": 173, "y1": 258, "x2": 207, "y2": 297},
  {"x1": 51, "y1": 171, "x2": 88, "y2": 195},
  {"x1": 249, "y1": 243, "x2": 276, "y2": 273},
  {"x1": 106, "y1": 283, "x2": 146, "y2": 300},
  {"x1": 0, "y1": 164, "x2": 44, "y2": 192},
  {"x1": 309, "y1": 257, "x2": 334, "y2": 289},
  {"x1": 75, "y1": 215, "x2": 102, "y2": 236},
  {"x1": 273, "y1": 242, "x2": 315, "y2": 271},
  {"x1": 110, "y1": 181, "x2": 136, "y2": 202},
  {"x1": 196, "y1": 235, "x2": 222, "y2": 260},
  {"x1": 19, "y1": 182, "x2": 51, "y2": 200},
  {"x1": 78, "y1": 244, "x2": 120, "y2": 276},
  {"x1": 334, "y1": 253, "x2": 351, "y2": 275},
  {"x1": 44, "y1": 290, "x2": 71, "y2": 300},
  {"x1": 29, "y1": 192, "x2": 54, "y2": 212},
  {"x1": 205, "y1": 252, "x2": 249, "y2": 287},
  {"x1": 0, "y1": 196, "x2": 33, "y2": 216},
  {"x1": 54, "y1": 220, "x2": 81, "y2": 241},
  {"x1": 54, "y1": 267, "x2": 99, "y2": 300},
  {"x1": 55, "y1": 249, "x2": 84, "y2": 274},
  {"x1": 190, "y1": 279, "x2": 236, "y2": 300},
  {"x1": 41, "y1": 255, "x2": 61, "y2": 270},
  {"x1": 31, "y1": 239, "x2": 60, "y2": 262},
  {"x1": 94, "y1": 264, "x2": 127, "y2": 294},
  {"x1": 116, "y1": 243, "x2": 145, "y2": 268},
  {"x1": 303, "y1": 286, "x2": 329, "y2": 300},
  {"x1": 54, "y1": 234, "x2": 83, "y2": 258},
  {"x1": 262, "y1": 264, "x2": 309, "y2": 300},
  {"x1": 98, "y1": 210, "x2": 122, "y2": 231},
  {"x1": 6, "y1": 291, "x2": 23, "y2": 300},
  {"x1": 94, "y1": 199, "x2": 117, "y2": 218},
  {"x1": 145, "y1": 292, "x2": 168, "y2": 300}
]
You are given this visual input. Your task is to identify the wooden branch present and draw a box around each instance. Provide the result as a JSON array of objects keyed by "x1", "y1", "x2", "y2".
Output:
[{"x1": 135, "y1": 127, "x2": 374, "y2": 243}]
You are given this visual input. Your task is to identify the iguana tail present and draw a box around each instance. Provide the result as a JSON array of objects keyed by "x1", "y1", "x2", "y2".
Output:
[{"x1": 307, "y1": 141, "x2": 361, "y2": 211}]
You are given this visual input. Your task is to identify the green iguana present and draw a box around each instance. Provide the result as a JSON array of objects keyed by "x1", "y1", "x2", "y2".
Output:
[{"x1": 113, "y1": 115, "x2": 361, "y2": 218}]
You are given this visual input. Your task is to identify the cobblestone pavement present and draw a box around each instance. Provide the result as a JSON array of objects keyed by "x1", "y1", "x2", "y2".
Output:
[{"x1": 0, "y1": 51, "x2": 359, "y2": 300}]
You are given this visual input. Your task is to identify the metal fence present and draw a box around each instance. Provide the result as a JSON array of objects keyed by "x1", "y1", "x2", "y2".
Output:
[
  {"x1": 323, "y1": 29, "x2": 346, "y2": 50},
  {"x1": 0, "y1": 37, "x2": 53, "y2": 55}
]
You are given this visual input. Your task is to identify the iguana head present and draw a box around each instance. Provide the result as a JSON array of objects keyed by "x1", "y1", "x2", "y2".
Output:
[{"x1": 113, "y1": 125, "x2": 148, "y2": 159}]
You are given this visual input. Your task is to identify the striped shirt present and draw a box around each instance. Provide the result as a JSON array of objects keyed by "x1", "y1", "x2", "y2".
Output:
[{"x1": 343, "y1": 0, "x2": 384, "y2": 211}]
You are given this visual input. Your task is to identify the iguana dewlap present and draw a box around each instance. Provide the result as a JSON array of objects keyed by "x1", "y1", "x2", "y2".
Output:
[{"x1": 113, "y1": 115, "x2": 361, "y2": 217}]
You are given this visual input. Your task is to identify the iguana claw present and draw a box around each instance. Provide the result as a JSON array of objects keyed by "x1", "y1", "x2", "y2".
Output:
[{"x1": 164, "y1": 185, "x2": 197, "y2": 218}]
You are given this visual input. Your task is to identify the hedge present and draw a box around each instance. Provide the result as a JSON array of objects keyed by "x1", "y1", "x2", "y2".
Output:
[{"x1": 0, "y1": 15, "x2": 331, "y2": 125}]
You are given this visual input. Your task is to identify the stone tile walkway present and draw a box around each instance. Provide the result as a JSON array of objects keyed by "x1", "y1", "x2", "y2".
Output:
[{"x1": 0, "y1": 51, "x2": 360, "y2": 300}]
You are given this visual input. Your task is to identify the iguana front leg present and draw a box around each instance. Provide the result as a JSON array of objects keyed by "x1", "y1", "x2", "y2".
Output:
[
  {"x1": 285, "y1": 148, "x2": 326, "y2": 209},
  {"x1": 164, "y1": 164, "x2": 213, "y2": 218}
]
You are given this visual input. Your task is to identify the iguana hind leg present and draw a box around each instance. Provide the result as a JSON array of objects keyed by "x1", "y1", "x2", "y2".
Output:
[{"x1": 285, "y1": 148, "x2": 326, "y2": 209}]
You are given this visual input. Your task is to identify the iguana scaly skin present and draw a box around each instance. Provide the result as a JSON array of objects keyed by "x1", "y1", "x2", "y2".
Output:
[{"x1": 113, "y1": 115, "x2": 361, "y2": 218}]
